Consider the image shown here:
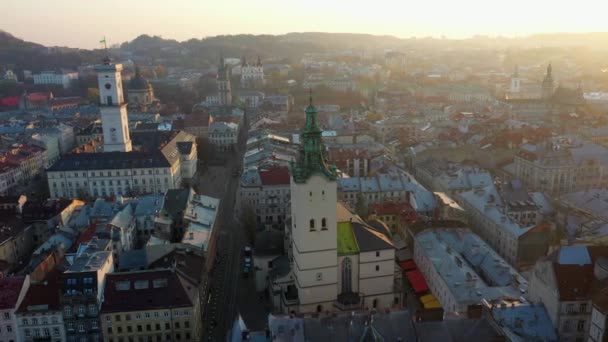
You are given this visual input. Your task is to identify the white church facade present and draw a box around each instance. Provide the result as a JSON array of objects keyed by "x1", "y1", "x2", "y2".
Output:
[{"x1": 270, "y1": 97, "x2": 401, "y2": 314}]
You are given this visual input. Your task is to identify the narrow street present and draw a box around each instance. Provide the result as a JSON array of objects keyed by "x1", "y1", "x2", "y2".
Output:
[{"x1": 201, "y1": 114, "x2": 249, "y2": 341}]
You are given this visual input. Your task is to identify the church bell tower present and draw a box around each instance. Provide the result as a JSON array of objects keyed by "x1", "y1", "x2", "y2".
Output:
[{"x1": 289, "y1": 93, "x2": 339, "y2": 310}]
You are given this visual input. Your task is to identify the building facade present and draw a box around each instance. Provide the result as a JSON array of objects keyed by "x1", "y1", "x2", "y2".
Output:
[
  {"x1": 0, "y1": 276, "x2": 29, "y2": 342},
  {"x1": 47, "y1": 59, "x2": 197, "y2": 199},
  {"x1": 239, "y1": 165, "x2": 291, "y2": 229},
  {"x1": 514, "y1": 139, "x2": 608, "y2": 195},
  {"x1": 208, "y1": 121, "x2": 238, "y2": 151},
  {"x1": 240, "y1": 57, "x2": 265, "y2": 88},
  {"x1": 60, "y1": 247, "x2": 114, "y2": 342},
  {"x1": 16, "y1": 275, "x2": 66, "y2": 342},
  {"x1": 459, "y1": 185, "x2": 550, "y2": 268},
  {"x1": 100, "y1": 270, "x2": 202, "y2": 342},
  {"x1": 529, "y1": 245, "x2": 607, "y2": 342},
  {"x1": 33, "y1": 71, "x2": 78, "y2": 89}
]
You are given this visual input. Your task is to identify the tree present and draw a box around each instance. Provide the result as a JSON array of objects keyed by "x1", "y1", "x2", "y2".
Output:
[
  {"x1": 195, "y1": 136, "x2": 213, "y2": 166},
  {"x1": 355, "y1": 193, "x2": 368, "y2": 218},
  {"x1": 86, "y1": 88, "x2": 99, "y2": 104}
]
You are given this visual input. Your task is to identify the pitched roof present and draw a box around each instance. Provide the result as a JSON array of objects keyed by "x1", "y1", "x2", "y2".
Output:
[
  {"x1": 0, "y1": 276, "x2": 26, "y2": 309},
  {"x1": 552, "y1": 246, "x2": 608, "y2": 301},
  {"x1": 351, "y1": 221, "x2": 394, "y2": 252},
  {"x1": 47, "y1": 151, "x2": 170, "y2": 171},
  {"x1": 17, "y1": 271, "x2": 60, "y2": 313},
  {"x1": 101, "y1": 270, "x2": 193, "y2": 313},
  {"x1": 259, "y1": 166, "x2": 290, "y2": 186}
]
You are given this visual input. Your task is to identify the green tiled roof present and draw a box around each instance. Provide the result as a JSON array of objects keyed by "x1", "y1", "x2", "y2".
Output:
[{"x1": 337, "y1": 222, "x2": 359, "y2": 255}]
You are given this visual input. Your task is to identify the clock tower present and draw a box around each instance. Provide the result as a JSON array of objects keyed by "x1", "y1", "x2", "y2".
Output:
[{"x1": 95, "y1": 57, "x2": 132, "y2": 152}]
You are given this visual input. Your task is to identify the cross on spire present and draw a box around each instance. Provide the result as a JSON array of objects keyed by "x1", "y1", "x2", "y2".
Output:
[{"x1": 309, "y1": 88, "x2": 313, "y2": 106}]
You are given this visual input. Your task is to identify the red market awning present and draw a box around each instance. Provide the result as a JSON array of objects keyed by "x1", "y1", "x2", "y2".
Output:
[
  {"x1": 399, "y1": 260, "x2": 417, "y2": 271},
  {"x1": 406, "y1": 270, "x2": 429, "y2": 294}
]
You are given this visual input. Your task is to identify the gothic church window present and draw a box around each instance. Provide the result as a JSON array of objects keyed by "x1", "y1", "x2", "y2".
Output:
[{"x1": 341, "y1": 258, "x2": 352, "y2": 293}]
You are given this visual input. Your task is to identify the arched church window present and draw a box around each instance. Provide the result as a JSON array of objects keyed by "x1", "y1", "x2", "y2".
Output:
[
  {"x1": 309, "y1": 219, "x2": 315, "y2": 230},
  {"x1": 321, "y1": 218, "x2": 327, "y2": 230},
  {"x1": 341, "y1": 257, "x2": 352, "y2": 294}
]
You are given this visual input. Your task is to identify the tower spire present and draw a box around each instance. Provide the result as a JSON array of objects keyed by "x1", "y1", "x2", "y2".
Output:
[
  {"x1": 308, "y1": 88, "x2": 313, "y2": 107},
  {"x1": 291, "y1": 90, "x2": 337, "y2": 183}
]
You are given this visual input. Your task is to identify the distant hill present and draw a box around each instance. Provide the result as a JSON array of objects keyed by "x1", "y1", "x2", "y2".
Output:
[
  {"x1": 0, "y1": 30, "x2": 104, "y2": 76},
  {"x1": 2, "y1": 29, "x2": 608, "y2": 73}
]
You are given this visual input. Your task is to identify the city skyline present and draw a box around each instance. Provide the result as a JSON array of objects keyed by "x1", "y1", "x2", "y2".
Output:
[{"x1": 3, "y1": 0, "x2": 608, "y2": 49}]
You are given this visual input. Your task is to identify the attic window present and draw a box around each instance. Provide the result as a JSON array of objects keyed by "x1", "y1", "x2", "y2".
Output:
[
  {"x1": 153, "y1": 278, "x2": 168, "y2": 288},
  {"x1": 133, "y1": 280, "x2": 149, "y2": 290},
  {"x1": 115, "y1": 281, "x2": 130, "y2": 291}
]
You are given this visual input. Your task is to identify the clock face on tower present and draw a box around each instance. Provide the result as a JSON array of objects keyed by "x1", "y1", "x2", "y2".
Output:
[{"x1": 105, "y1": 83, "x2": 112, "y2": 90}]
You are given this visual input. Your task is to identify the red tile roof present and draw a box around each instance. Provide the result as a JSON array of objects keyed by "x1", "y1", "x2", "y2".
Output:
[
  {"x1": 17, "y1": 271, "x2": 60, "y2": 313},
  {"x1": 370, "y1": 201, "x2": 418, "y2": 223},
  {"x1": 0, "y1": 276, "x2": 26, "y2": 309},
  {"x1": 259, "y1": 166, "x2": 290, "y2": 186},
  {"x1": 27, "y1": 92, "x2": 50, "y2": 102},
  {"x1": 101, "y1": 270, "x2": 193, "y2": 313}
]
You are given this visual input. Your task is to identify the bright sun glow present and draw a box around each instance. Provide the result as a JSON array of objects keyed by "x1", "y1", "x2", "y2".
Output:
[{"x1": 3, "y1": 0, "x2": 608, "y2": 48}]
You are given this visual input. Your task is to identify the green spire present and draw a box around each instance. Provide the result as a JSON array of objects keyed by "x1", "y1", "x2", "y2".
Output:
[{"x1": 291, "y1": 90, "x2": 338, "y2": 183}]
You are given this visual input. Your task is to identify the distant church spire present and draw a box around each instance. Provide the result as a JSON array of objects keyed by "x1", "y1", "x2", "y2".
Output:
[{"x1": 542, "y1": 62, "x2": 554, "y2": 100}]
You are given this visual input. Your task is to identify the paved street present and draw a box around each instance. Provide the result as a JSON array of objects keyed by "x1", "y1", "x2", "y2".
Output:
[{"x1": 201, "y1": 114, "x2": 254, "y2": 341}]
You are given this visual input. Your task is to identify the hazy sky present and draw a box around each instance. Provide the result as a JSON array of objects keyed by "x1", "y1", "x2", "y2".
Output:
[{"x1": 3, "y1": 0, "x2": 607, "y2": 49}]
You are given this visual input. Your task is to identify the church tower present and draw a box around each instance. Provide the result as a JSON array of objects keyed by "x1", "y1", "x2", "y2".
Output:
[
  {"x1": 290, "y1": 94, "x2": 339, "y2": 311},
  {"x1": 217, "y1": 55, "x2": 232, "y2": 106},
  {"x1": 542, "y1": 63, "x2": 554, "y2": 100},
  {"x1": 510, "y1": 65, "x2": 521, "y2": 93},
  {"x1": 95, "y1": 57, "x2": 132, "y2": 152}
]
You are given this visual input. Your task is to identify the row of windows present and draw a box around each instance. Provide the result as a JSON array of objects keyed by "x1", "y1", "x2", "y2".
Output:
[
  {"x1": 21, "y1": 316, "x2": 60, "y2": 325},
  {"x1": 24, "y1": 327, "x2": 61, "y2": 338},
  {"x1": 64, "y1": 305, "x2": 97, "y2": 317},
  {"x1": 66, "y1": 320, "x2": 98, "y2": 331},
  {"x1": 107, "y1": 321, "x2": 190, "y2": 334},
  {"x1": 107, "y1": 310, "x2": 189, "y2": 322},
  {"x1": 108, "y1": 332, "x2": 191, "y2": 342},
  {"x1": 55, "y1": 177, "x2": 170, "y2": 188},
  {"x1": 309, "y1": 218, "x2": 328, "y2": 231},
  {"x1": 53, "y1": 169, "x2": 170, "y2": 178}
]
